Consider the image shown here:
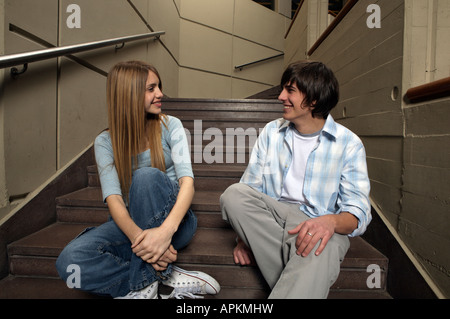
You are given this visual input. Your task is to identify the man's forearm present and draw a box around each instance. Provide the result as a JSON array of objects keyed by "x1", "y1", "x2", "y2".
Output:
[{"x1": 332, "y1": 212, "x2": 359, "y2": 235}]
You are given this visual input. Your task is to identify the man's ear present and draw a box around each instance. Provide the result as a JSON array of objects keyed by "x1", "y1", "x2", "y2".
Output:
[{"x1": 304, "y1": 100, "x2": 316, "y2": 109}]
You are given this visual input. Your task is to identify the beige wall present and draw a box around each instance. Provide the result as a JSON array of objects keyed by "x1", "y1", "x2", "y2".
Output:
[
  {"x1": 285, "y1": 0, "x2": 330, "y2": 64},
  {"x1": 177, "y1": 0, "x2": 288, "y2": 98},
  {"x1": 284, "y1": 0, "x2": 449, "y2": 297},
  {"x1": 0, "y1": 0, "x2": 289, "y2": 219},
  {"x1": 0, "y1": 0, "x2": 6, "y2": 213},
  {"x1": 2, "y1": 0, "x2": 59, "y2": 200}
]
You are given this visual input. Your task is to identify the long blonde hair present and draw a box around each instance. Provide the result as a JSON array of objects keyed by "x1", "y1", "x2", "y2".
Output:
[{"x1": 106, "y1": 61, "x2": 167, "y2": 200}]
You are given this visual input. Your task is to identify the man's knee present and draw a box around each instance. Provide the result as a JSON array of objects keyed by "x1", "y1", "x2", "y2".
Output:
[
  {"x1": 221, "y1": 183, "x2": 246, "y2": 220},
  {"x1": 220, "y1": 183, "x2": 251, "y2": 209}
]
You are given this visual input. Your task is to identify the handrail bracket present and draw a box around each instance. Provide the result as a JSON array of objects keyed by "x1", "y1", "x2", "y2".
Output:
[{"x1": 11, "y1": 63, "x2": 28, "y2": 78}]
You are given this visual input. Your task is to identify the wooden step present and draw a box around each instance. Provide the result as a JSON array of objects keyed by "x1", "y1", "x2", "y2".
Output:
[
  {"x1": 6, "y1": 222, "x2": 388, "y2": 295},
  {"x1": 84, "y1": 163, "x2": 243, "y2": 227},
  {"x1": 0, "y1": 276, "x2": 104, "y2": 299},
  {"x1": 88, "y1": 165, "x2": 244, "y2": 190},
  {"x1": 56, "y1": 187, "x2": 224, "y2": 212},
  {"x1": 56, "y1": 187, "x2": 224, "y2": 226},
  {"x1": 161, "y1": 98, "x2": 282, "y2": 113},
  {"x1": 1, "y1": 98, "x2": 391, "y2": 299},
  {"x1": 0, "y1": 275, "x2": 391, "y2": 299},
  {"x1": 8, "y1": 223, "x2": 92, "y2": 258}
]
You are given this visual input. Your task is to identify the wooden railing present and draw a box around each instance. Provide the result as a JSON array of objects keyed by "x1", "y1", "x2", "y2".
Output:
[
  {"x1": 284, "y1": 0, "x2": 358, "y2": 56},
  {"x1": 405, "y1": 77, "x2": 450, "y2": 103},
  {"x1": 307, "y1": 0, "x2": 358, "y2": 56}
]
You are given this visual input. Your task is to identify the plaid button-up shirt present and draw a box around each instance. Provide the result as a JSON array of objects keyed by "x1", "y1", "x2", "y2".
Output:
[{"x1": 240, "y1": 115, "x2": 371, "y2": 237}]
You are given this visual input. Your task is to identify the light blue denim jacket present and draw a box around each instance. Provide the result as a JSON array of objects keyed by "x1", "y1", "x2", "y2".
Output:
[{"x1": 240, "y1": 115, "x2": 371, "y2": 237}]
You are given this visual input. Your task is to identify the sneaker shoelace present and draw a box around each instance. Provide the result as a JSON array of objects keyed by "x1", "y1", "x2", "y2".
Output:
[{"x1": 161, "y1": 284, "x2": 204, "y2": 299}]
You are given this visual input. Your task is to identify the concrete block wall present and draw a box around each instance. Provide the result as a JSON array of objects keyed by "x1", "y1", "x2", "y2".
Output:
[{"x1": 284, "y1": 0, "x2": 450, "y2": 297}]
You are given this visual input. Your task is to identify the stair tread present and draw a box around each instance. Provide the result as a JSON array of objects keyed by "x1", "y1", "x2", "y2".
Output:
[
  {"x1": 8, "y1": 222, "x2": 387, "y2": 270},
  {"x1": 2, "y1": 97, "x2": 393, "y2": 299},
  {"x1": 0, "y1": 276, "x2": 104, "y2": 299},
  {"x1": 56, "y1": 187, "x2": 223, "y2": 211},
  {"x1": 56, "y1": 187, "x2": 104, "y2": 207},
  {"x1": 8, "y1": 223, "x2": 92, "y2": 257},
  {"x1": 53, "y1": 187, "x2": 389, "y2": 267},
  {"x1": 7, "y1": 224, "x2": 237, "y2": 262},
  {"x1": 192, "y1": 163, "x2": 247, "y2": 177},
  {"x1": 88, "y1": 163, "x2": 248, "y2": 175},
  {"x1": 161, "y1": 98, "x2": 282, "y2": 112},
  {"x1": 0, "y1": 276, "x2": 390, "y2": 299}
]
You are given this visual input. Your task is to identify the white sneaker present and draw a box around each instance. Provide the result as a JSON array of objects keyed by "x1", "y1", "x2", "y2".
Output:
[
  {"x1": 161, "y1": 265, "x2": 220, "y2": 299},
  {"x1": 115, "y1": 281, "x2": 158, "y2": 299}
]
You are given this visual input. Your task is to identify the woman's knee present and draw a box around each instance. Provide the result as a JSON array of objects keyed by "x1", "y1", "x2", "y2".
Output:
[
  {"x1": 55, "y1": 227, "x2": 98, "y2": 280},
  {"x1": 56, "y1": 242, "x2": 80, "y2": 280},
  {"x1": 129, "y1": 168, "x2": 171, "y2": 203},
  {"x1": 132, "y1": 167, "x2": 164, "y2": 185}
]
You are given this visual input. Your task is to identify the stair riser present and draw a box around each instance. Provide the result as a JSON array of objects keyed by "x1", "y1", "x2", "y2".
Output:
[
  {"x1": 161, "y1": 99, "x2": 282, "y2": 112},
  {"x1": 89, "y1": 174, "x2": 239, "y2": 192},
  {"x1": 57, "y1": 207, "x2": 109, "y2": 224},
  {"x1": 165, "y1": 111, "x2": 280, "y2": 121},
  {"x1": 56, "y1": 205, "x2": 225, "y2": 227}
]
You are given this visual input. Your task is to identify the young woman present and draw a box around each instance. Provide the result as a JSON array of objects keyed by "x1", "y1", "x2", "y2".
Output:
[{"x1": 56, "y1": 61, "x2": 220, "y2": 299}]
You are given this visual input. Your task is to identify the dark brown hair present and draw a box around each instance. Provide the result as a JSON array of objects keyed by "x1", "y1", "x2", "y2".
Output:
[{"x1": 281, "y1": 61, "x2": 339, "y2": 118}]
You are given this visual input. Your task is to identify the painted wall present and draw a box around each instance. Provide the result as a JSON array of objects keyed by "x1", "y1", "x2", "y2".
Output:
[
  {"x1": 0, "y1": 0, "x2": 289, "y2": 218},
  {"x1": 401, "y1": 0, "x2": 450, "y2": 299},
  {"x1": 284, "y1": 0, "x2": 449, "y2": 298}
]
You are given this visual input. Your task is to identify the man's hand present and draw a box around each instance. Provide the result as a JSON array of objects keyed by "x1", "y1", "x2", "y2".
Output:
[
  {"x1": 288, "y1": 215, "x2": 336, "y2": 257},
  {"x1": 288, "y1": 212, "x2": 358, "y2": 257}
]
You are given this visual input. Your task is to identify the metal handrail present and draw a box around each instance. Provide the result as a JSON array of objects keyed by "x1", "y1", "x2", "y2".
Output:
[
  {"x1": 234, "y1": 53, "x2": 284, "y2": 71},
  {"x1": 0, "y1": 31, "x2": 165, "y2": 69}
]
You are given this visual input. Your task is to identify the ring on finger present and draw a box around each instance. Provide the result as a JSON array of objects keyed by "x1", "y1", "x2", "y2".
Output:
[{"x1": 307, "y1": 232, "x2": 313, "y2": 237}]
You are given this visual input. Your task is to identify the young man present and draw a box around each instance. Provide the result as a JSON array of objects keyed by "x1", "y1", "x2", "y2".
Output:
[{"x1": 220, "y1": 61, "x2": 371, "y2": 299}]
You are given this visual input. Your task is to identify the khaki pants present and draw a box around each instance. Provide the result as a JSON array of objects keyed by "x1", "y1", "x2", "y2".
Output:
[{"x1": 220, "y1": 183, "x2": 350, "y2": 299}]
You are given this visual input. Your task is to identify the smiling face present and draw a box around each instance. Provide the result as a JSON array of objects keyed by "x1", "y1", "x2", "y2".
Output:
[
  {"x1": 278, "y1": 82, "x2": 312, "y2": 124},
  {"x1": 144, "y1": 71, "x2": 163, "y2": 115}
]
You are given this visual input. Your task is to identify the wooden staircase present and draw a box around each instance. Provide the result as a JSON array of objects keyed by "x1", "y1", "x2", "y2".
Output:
[{"x1": 0, "y1": 98, "x2": 390, "y2": 299}]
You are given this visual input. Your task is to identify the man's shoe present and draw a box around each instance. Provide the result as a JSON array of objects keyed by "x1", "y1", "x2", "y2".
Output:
[{"x1": 161, "y1": 265, "x2": 220, "y2": 299}]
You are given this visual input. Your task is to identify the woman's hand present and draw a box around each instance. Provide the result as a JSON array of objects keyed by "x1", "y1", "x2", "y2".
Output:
[
  {"x1": 131, "y1": 226, "x2": 174, "y2": 264},
  {"x1": 151, "y1": 245, "x2": 178, "y2": 271}
]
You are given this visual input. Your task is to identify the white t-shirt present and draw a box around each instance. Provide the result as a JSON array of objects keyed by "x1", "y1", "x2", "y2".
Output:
[{"x1": 280, "y1": 128, "x2": 320, "y2": 204}]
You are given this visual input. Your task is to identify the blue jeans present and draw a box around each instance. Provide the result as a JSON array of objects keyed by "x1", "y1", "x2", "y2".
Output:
[{"x1": 56, "y1": 167, "x2": 197, "y2": 297}]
